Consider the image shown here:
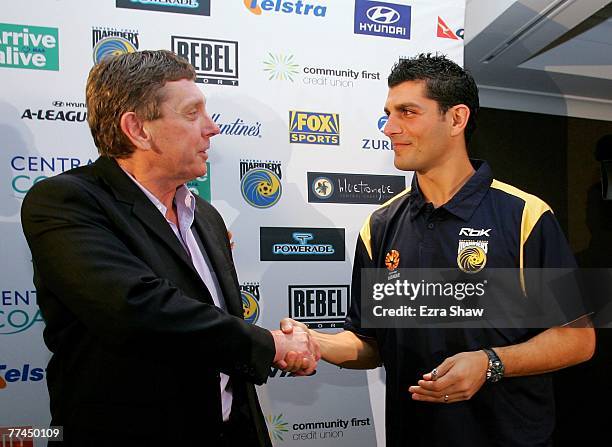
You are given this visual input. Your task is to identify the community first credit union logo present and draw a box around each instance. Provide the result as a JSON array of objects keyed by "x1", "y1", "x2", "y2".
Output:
[
  {"x1": 0, "y1": 23, "x2": 59, "y2": 71},
  {"x1": 240, "y1": 160, "x2": 282, "y2": 208},
  {"x1": 92, "y1": 26, "x2": 139, "y2": 64},
  {"x1": 244, "y1": 0, "x2": 327, "y2": 17},
  {"x1": 263, "y1": 53, "x2": 381, "y2": 88},
  {"x1": 354, "y1": 0, "x2": 411, "y2": 40},
  {"x1": 240, "y1": 282, "x2": 261, "y2": 324},
  {"x1": 172, "y1": 36, "x2": 238, "y2": 86},
  {"x1": 116, "y1": 0, "x2": 211, "y2": 16},
  {"x1": 1, "y1": 290, "x2": 44, "y2": 335},
  {"x1": 289, "y1": 111, "x2": 339, "y2": 146}
]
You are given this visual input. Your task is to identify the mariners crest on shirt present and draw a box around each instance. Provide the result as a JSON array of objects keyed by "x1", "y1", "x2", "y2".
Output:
[{"x1": 457, "y1": 239, "x2": 488, "y2": 273}]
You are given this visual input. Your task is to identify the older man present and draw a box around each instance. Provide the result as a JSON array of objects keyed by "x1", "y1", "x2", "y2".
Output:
[{"x1": 21, "y1": 50, "x2": 317, "y2": 446}]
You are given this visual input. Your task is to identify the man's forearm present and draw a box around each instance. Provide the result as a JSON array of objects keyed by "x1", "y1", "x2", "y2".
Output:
[
  {"x1": 311, "y1": 330, "x2": 381, "y2": 369},
  {"x1": 495, "y1": 326, "x2": 595, "y2": 377}
]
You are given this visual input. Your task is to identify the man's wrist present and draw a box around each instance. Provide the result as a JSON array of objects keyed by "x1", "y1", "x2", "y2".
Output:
[{"x1": 483, "y1": 348, "x2": 504, "y2": 383}]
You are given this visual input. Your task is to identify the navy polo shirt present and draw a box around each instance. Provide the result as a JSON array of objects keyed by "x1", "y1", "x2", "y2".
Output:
[{"x1": 345, "y1": 160, "x2": 581, "y2": 447}]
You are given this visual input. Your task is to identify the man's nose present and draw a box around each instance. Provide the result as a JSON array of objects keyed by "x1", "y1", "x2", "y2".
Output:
[
  {"x1": 383, "y1": 116, "x2": 400, "y2": 137},
  {"x1": 203, "y1": 113, "x2": 220, "y2": 137}
]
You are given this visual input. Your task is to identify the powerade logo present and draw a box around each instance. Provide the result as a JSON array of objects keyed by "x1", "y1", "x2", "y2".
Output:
[
  {"x1": 354, "y1": 1, "x2": 411, "y2": 40},
  {"x1": 288, "y1": 285, "x2": 349, "y2": 328},
  {"x1": 10, "y1": 156, "x2": 95, "y2": 197},
  {"x1": 172, "y1": 36, "x2": 238, "y2": 86},
  {"x1": 92, "y1": 26, "x2": 139, "y2": 64},
  {"x1": 211, "y1": 114, "x2": 262, "y2": 138},
  {"x1": 116, "y1": 0, "x2": 211, "y2": 16},
  {"x1": 0, "y1": 364, "x2": 46, "y2": 390},
  {"x1": 260, "y1": 227, "x2": 345, "y2": 261},
  {"x1": 240, "y1": 282, "x2": 261, "y2": 324},
  {"x1": 0, "y1": 23, "x2": 59, "y2": 71},
  {"x1": 244, "y1": 0, "x2": 327, "y2": 17},
  {"x1": 186, "y1": 162, "x2": 211, "y2": 202},
  {"x1": 1, "y1": 290, "x2": 44, "y2": 335},
  {"x1": 240, "y1": 160, "x2": 282, "y2": 209},
  {"x1": 289, "y1": 111, "x2": 339, "y2": 145},
  {"x1": 308, "y1": 172, "x2": 405, "y2": 204}
]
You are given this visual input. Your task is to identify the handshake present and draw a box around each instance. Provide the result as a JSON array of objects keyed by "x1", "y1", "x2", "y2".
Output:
[{"x1": 270, "y1": 318, "x2": 320, "y2": 376}]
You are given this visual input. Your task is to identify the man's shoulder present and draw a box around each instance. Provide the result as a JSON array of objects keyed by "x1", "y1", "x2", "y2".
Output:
[
  {"x1": 24, "y1": 162, "x2": 100, "y2": 202},
  {"x1": 365, "y1": 187, "x2": 412, "y2": 231},
  {"x1": 489, "y1": 179, "x2": 552, "y2": 215}
]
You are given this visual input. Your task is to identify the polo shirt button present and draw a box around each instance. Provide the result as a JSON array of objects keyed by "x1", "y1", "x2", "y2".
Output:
[{"x1": 427, "y1": 223, "x2": 435, "y2": 229}]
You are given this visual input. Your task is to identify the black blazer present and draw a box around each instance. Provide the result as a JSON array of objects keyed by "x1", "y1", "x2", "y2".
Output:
[{"x1": 21, "y1": 156, "x2": 274, "y2": 446}]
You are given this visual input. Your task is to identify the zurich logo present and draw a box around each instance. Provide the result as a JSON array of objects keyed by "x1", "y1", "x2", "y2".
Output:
[{"x1": 366, "y1": 6, "x2": 400, "y2": 24}]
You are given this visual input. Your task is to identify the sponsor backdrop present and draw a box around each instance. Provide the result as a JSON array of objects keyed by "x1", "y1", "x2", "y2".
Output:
[{"x1": 1, "y1": 1, "x2": 464, "y2": 445}]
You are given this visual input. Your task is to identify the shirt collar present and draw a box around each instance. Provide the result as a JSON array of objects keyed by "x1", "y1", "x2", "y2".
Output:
[
  {"x1": 120, "y1": 167, "x2": 196, "y2": 220},
  {"x1": 408, "y1": 159, "x2": 493, "y2": 222}
]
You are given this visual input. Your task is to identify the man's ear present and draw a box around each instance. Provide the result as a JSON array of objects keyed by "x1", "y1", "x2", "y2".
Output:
[
  {"x1": 120, "y1": 112, "x2": 152, "y2": 150},
  {"x1": 449, "y1": 104, "x2": 470, "y2": 138}
]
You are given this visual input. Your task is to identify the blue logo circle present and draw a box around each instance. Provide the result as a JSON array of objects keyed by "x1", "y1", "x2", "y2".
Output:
[
  {"x1": 242, "y1": 291, "x2": 260, "y2": 324},
  {"x1": 241, "y1": 168, "x2": 282, "y2": 208},
  {"x1": 93, "y1": 37, "x2": 137, "y2": 64}
]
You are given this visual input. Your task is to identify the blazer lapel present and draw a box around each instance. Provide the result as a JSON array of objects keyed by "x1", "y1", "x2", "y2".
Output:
[
  {"x1": 93, "y1": 156, "x2": 196, "y2": 273},
  {"x1": 192, "y1": 207, "x2": 244, "y2": 318}
]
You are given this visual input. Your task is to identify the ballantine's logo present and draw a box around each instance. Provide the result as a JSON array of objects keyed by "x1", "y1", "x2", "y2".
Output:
[
  {"x1": 92, "y1": 26, "x2": 139, "y2": 64},
  {"x1": 211, "y1": 114, "x2": 262, "y2": 137},
  {"x1": 0, "y1": 23, "x2": 59, "y2": 70},
  {"x1": 457, "y1": 240, "x2": 488, "y2": 273},
  {"x1": 289, "y1": 111, "x2": 339, "y2": 145},
  {"x1": 244, "y1": 0, "x2": 327, "y2": 17},
  {"x1": 240, "y1": 282, "x2": 261, "y2": 324}
]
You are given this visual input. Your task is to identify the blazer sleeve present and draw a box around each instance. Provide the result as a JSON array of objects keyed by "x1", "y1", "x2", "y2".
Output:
[{"x1": 21, "y1": 174, "x2": 275, "y2": 385}]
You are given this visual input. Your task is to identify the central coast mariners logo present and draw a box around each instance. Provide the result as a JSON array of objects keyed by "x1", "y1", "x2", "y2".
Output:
[
  {"x1": 240, "y1": 160, "x2": 282, "y2": 208},
  {"x1": 92, "y1": 26, "x2": 139, "y2": 64},
  {"x1": 289, "y1": 111, "x2": 340, "y2": 145},
  {"x1": 457, "y1": 240, "x2": 488, "y2": 273},
  {"x1": 240, "y1": 282, "x2": 261, "y2": 324}
]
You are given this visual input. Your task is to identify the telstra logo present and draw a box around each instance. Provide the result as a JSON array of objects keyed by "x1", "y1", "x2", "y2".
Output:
[{"x1": 244, "y1": 0, "x2": 327, "y2": 17}]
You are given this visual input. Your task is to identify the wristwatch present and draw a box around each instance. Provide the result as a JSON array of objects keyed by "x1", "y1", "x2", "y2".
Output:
[{"x1": 483, "y1": 348, "x2": 504, "y2": 383}]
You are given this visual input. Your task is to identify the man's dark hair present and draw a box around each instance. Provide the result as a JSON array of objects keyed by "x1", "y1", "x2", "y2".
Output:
[{"x1": 388, "y1": 53, "x2": 479, "y2": 143}]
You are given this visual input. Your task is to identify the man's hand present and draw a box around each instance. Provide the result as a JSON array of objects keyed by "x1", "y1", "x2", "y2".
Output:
[
  {"x1": 408, "y1": 350, "x2": 488, "y2": 404},
  {"x1": 271, "y1": 320, "x2": 320, "y2": 376}
]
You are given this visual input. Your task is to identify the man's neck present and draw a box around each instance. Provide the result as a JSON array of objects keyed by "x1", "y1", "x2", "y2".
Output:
[
  {"x1": 416, "y1": 154, "x2": 475, "y2": 208},
  {"x1": 117, "y1": 158, "x2": 179, "y2": 212}
]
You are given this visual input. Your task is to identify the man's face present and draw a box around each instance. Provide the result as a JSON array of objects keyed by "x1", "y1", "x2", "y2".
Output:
[
  {"x1": 144, "y1": 79, "x2": 219, "y2": 183},
  {"x1": 383, "y1": 80, "x2": 453, "y2": 173}
]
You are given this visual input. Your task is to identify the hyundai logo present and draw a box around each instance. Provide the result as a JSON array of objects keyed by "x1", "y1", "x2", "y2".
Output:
[
  {"x1": 52, "y1": 101, "x2": 64, "y2": 107},
  {"x1": 366, "y1": 6, "x2": 400, "y2": 25}
]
